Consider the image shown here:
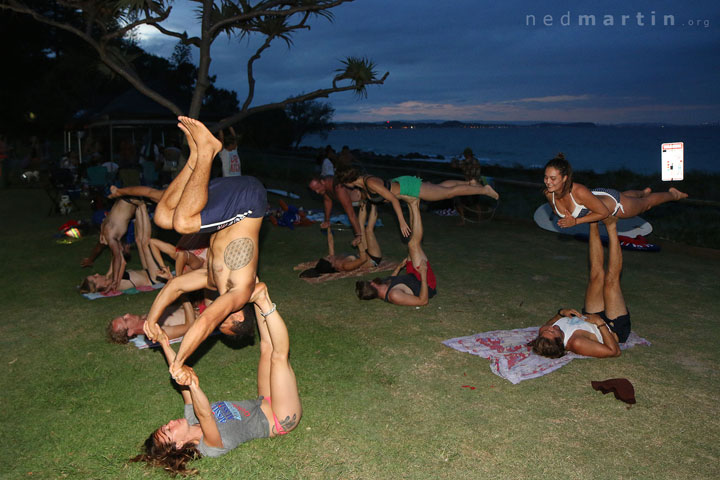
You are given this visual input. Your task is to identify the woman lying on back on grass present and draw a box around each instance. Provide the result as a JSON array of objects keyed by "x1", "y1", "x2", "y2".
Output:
[
  {"x1": 300, "y1": 201, "x2": 383, "y2": 277},
  {"x1": 131, "y1": 282, "x2": 301, "y2": 476}
]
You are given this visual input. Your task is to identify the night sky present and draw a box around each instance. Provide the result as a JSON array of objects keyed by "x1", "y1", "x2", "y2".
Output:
[{"x1": 136, "y1": 0, "x2": 720, "y2": 124}]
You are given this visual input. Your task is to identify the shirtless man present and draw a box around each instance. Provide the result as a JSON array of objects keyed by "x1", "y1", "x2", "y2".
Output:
[
  {"x1": 308, "y1": 176, "x2": 363, "y2": 246},
  {"x1": 144, "y1": 116, "x2": 266, "y2": 378}
]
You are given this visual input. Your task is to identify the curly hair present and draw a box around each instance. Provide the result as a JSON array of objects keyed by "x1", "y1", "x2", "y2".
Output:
[
  {"x1": 544, "y1": 152, "x2": 573, "y2": 196},
  {"x1": 529, "y1": 335, "x2": 566, "y2": 358},
  {"x1": 130, "y1": 431, "x2": 202, "y2": 476},
  {"x1": 106, "y1": 319, "x2": 130, "y2": 344}
]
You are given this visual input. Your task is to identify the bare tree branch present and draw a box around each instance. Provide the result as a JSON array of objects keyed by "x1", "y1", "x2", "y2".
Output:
[
  {"x1": 102, "y1": 5, "x2": 172, "y2": 41},
  {"x1": 216, "y1": 71, "x2": 389, "y2": 131},
  {"x1": 209, "y1": 0, "x2": 352, "y2": 38}
]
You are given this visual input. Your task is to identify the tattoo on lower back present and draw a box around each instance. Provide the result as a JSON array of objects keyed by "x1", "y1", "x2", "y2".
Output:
[{"x1": 224, "y1": 238, "x2": 254, "y2": 270}]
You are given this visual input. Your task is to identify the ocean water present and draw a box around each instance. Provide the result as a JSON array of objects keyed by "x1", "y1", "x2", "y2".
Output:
[{"x1": 301, "y1": 125, "x2": 719, "y2": 174}]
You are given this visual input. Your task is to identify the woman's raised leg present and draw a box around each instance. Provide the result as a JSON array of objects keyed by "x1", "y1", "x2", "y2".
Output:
[
  {"x1": 616, "y1": 188, "x2": 688, "y2": 218},
  {"x1": 583, "y1": 222, "x2": 606, "y2": 314},
  {"x1": 418, "y1": 181, "x2": 499, "y2": 202},
  {"x1": 252, "y1": 283, "x2": 301, "y2": 435},
  {"x1": 602, "y1": 218, "x2": 628, "y2": 320}
]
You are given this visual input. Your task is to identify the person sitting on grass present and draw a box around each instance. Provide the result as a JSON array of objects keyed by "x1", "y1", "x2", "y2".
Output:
[
  {"x1": 300, "y1": 200, "x2": 383, "y2": 277},
  {"x1": 131, "y1": 282, "x2": 301, "y2": 476},
  {"x1": 107, "y1": 298, "x2": 256, "y2": 344},
  {"x1": 355, "y1": 197, "x2": 436, "y2": 306},
  {"x1": 336, "y1": 168, "x2": 499, "y2": 238},
  {"x1": 543, "y1": 153, "x2": 688, "y2": 229},
  {"x1": 530, "y1": 218, "x2": 629, "y2": 358}
]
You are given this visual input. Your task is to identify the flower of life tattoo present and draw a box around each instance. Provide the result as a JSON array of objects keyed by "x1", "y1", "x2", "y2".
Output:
[{"x1": 224, "y1": 238, "x2": 254, "y2": 270}]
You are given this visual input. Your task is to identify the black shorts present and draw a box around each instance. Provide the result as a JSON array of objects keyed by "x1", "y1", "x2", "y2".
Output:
[
  {"x1": 199, "y1": 176, "x2": 267, "y2": 233},
  {"x1": 583, "y1": 308, "x2": 631, "y2": 343}
]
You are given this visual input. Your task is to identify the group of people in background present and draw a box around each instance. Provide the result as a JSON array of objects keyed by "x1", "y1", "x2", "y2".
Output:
[{"x1": 72, "y1": 117, "x2": 690, "y2": 475}]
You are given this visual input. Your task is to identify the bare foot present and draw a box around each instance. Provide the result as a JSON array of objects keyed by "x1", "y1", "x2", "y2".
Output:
[
  {"x1": 669, "y1": 187, "x2": 688, "y2": 200},
  {"x1": 178, "y1": 116, "x2": 222, "y2": 159},
  {"x1": 108, "y1": 185, "x2": 120, "y2": 199},
  {"x1": 483, "y1": 185, "x2": 500, "y2": 200}
]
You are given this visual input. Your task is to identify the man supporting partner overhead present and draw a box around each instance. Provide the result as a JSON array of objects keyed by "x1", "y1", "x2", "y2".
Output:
[
  {"x1": 144, "y1": 116, "x2": 266, "y2": 378},
  {"x1": 308, "y1": 176, "x2": 363, "y2": 246}
]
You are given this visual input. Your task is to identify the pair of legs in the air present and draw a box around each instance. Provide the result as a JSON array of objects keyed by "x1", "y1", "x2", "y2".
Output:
[
  {"x1": 584, "y1": 218, "x2": 626, "y2": 321},
  {"x1": 400, "y1": 195, "x2": 428, "y2": 268},
  {"x1": 154, "y1": 118, "x2": 222, "y2": 234},
  {"x1": 253, "y1": 283, "x2": 302, "y2": 435}
]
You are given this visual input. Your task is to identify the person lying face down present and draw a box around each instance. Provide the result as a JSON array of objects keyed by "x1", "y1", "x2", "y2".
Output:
[{"x1": 107, "y1": 301, "x2": 256, "y2": 344}]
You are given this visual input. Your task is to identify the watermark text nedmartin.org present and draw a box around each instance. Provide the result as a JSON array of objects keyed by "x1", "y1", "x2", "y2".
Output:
[{"x1": 525, "y1": 11, "x2": 710, "y2": 28}]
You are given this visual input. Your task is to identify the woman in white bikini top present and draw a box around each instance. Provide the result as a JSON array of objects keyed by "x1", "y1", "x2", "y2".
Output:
[{"x1": 543, "y1": 153, "x2": 688, "y2": 229}]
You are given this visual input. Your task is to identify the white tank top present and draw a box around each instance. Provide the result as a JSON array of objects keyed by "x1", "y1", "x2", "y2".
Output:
[{"x1": 553, "y1": 316, "x2": 603, "y2": 347}]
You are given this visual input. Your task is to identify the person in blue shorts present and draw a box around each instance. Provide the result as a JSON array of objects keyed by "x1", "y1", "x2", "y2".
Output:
[{"x1": 146, "y1": 117, "x2": 267, "y2": 379}]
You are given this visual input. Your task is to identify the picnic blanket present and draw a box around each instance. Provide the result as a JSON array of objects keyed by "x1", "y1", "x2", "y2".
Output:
[
  {"x1": 82, "y1": 282, "x2": 165, "y2": 300},
  {"x1": 443, "y1": 327, "x2": 651, "y2": 384},
  {"x1": 294, "y1": 259, "x2": 399, "y2": 283}
]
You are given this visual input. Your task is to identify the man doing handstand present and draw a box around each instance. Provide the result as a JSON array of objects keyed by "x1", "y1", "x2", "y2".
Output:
[{"x1": 144, "y1": 117, "x2": 266, "y2": 378}]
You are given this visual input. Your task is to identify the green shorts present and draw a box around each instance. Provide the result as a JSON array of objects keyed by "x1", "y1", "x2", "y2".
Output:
[{"x1": 391, "y1": 176, "x2": 422, "y2": 198}]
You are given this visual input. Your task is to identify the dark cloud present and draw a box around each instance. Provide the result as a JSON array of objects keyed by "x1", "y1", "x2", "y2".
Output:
[{"x1": 139, "y1": 0, "x2": 720, "y2": 123}]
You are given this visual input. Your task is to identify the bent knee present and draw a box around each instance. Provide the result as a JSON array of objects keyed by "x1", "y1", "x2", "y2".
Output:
[
  {"x1": 173, "y1": 215, "x2": 200, "y2": 235},
  {"x1": 153, "y1": 208, "x2": 173, "y2": 230}
]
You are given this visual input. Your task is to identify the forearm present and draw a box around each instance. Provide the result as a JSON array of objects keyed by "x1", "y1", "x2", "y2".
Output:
[
  {"x1": 576, "y1": 211, "x2": 610, "y2": 225},
  {"x1": 323, "y1": 195, "x2": 333, "y2": 223},
  {"x1": 597, "y1": 324, "x2": 621, "y2": 356},
  {"x1": 172, "y1": 316, "x2": 218, "y2": 369},
  {"x1": 189, "y1": 383, "x2": 214, "y2": 421},
  {"x1": 147, "y1": 284, "x2": 184, "y2": 327}
]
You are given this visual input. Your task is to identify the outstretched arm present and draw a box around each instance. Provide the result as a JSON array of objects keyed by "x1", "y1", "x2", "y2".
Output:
[
  {"x1": 170, "y1": 287, "x2": 250, "y2": 377},
  {"x1": 367, "y1": 178, "x2": 411, "y2": 237},
  {"x1": 144, "y1": 269, "x2": 208, "y2": 341},
  {"x1": 108, "y1": 185, "x2": 164, "y2": 203},
  {"x1": 321, "y1": 193, "x2": 333, "y2": 229},
  {"x1": 172, "y1": 365, "x2": 223, "y2": 448}
]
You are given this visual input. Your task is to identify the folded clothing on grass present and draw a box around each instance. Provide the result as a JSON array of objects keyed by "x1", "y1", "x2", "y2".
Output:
[
  {"x1": 443, "y1": 327, "x2": 651, "y2": 384},
  {"x1": 82, "y1": 282, "x2": 165, "y2": 300},
  {"x1": 294, "y1": 259, "x2": 399, "y2": 283}
]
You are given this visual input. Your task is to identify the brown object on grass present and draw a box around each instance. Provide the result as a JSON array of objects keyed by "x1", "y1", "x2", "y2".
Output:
[{"x1": 591, "y1": 378, "x2": 636, "y2": 405}]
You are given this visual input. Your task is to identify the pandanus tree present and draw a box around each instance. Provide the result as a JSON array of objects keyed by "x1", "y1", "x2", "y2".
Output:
[{"x1": 0, "y1": 0, "x2": 388, "y2": 131}]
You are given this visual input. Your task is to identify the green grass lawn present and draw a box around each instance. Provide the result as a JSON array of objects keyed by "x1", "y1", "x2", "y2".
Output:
[{"x1": 1, "y1": 185, "x2": 719, "y2": 479}]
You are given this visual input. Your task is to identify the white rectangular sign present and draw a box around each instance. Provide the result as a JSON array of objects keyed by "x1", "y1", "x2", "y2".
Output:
[{"x1": 661, "y1": 142, "x2": 684, "y2": 181}]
